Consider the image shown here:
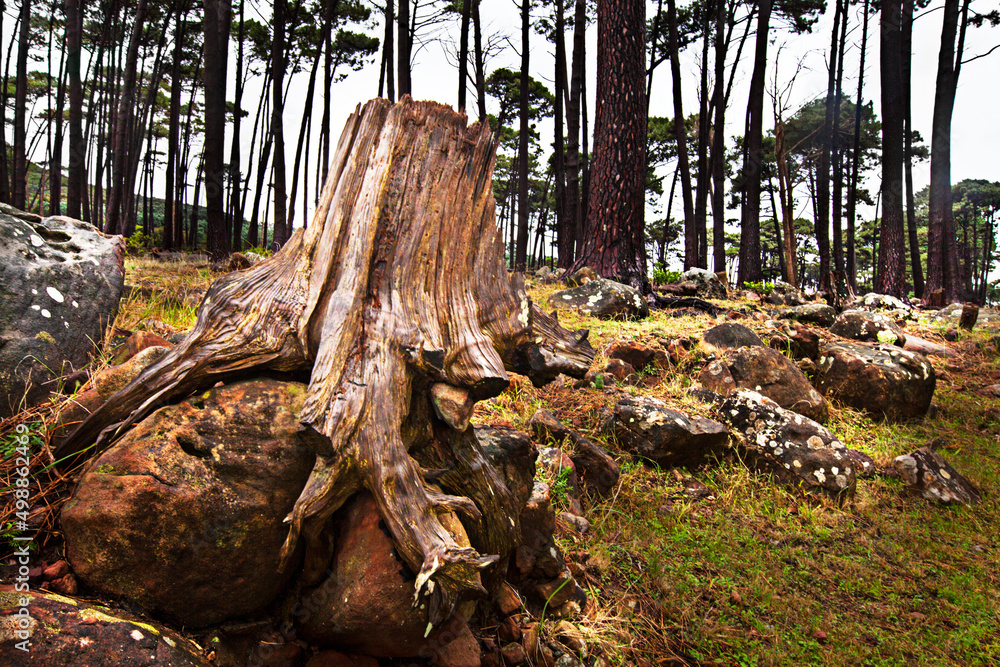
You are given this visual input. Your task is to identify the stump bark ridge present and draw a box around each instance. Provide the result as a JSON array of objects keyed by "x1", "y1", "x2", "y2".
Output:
[{"x1": 55, "y1": 97, "x2": 595, "y2": 627}]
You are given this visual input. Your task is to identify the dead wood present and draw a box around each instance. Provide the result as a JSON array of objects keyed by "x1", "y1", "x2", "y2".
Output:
[{"x1": 54, "y1": 97, "x2": 595, "y2": 627}]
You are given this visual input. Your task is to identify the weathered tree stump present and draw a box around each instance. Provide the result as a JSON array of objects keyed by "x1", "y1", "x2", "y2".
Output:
[{"x1": 55, "y1": 97, "x2": 594, "y2": 627}]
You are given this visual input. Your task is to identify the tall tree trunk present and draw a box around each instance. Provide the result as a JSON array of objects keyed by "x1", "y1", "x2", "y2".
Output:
[
  {"x1": 50, "y1": 33, "x2": 67, "y2": 217},
  {"x1": 694, "y1": 2, "x2": 711, "y2": 269},
  {"x1": 737, "y1": 0, "x2": 772, "y2": 285},
  {"x1": 230, "y1": 0, "x2": 246, "y2": 250},
  {"x1": 458, "y1": 0, "x2": 471, "y2": 110},
  {"x1": 711, "y1": 0, "x2": 729, "y2": 273},
  {"x1": 398, "y1": 0, "x2": 411, "y2": 97},
  {"x1": 563, "y1": 0, "x2": 586, "y2": 268},
  {"x1": 901, "y1": 0, "x2": 923, "y2": 296},
  {"x1": 926, "y1": 0, "x2": 968, "y2": 302},
  {"x1": 473, "y1": 0, "x2": 486, "y2": 121},
  {"x1": 572, "y1": 0, "x2": 648, "y2": 291},
  {"x1": 846, "y1": 0, "x2": 870, "y2": 292},
  {"x1": 164, "y1": 9, "x2": 188, "y2": 250},
  {"x1": 12, "y1": 0, "x2": 31, "y2": 209},
  {"x1": 816, "y1": 0, "x2": 842, "y2": 289},
  {"x1": 830, "y1": 0, "x2": 848, "y2": 287},
  {"x1": 287, "y1": 34, "x2": 325, "y2": 231},
  {"x1": 271, "y1": 0, "x2": 289, "y2": 249},
  {"x1": 667, "y1": 0, "x2": 696, "y2": 270},
  {"x1": 554, "y1": 0, "x2": 570, "y2": 271},
  {"x1": 105, "y1": 0, "x2": 148, "y2": 235},
  {"x1": 876, "y1": 0, "x2": 906, "y2": 297},
  {"x1": 514, "y1": 0, "x2": 530, "y2": 271},
  {"x1": 380, "y1": 0, "x2": 395, "y2": 100},
  {"x1": 0, "y1": 5, "x2": 8, "y2": 205},
  {"x1": 203, "y1": 0, "x2": 232, "y2": 259},
  {"x1": 66, "y1": 0, "x2": 85, "y2": 219}
]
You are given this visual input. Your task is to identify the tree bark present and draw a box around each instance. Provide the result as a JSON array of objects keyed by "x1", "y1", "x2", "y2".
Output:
[
  {"x1": 54, "y1": 98, "x2": 595, "y2": 629},
  {"x1": 926, "y1": 0, "x2": 968, "y2": 302},
  {"x1": 554, "y1": 0, "x2": 570, "y2": 271},
  {"x1": 515, "y1": 0, "x2": 530, "y2": 271},
  {"x1": 458, "y1": 0, "x2": 471, "y2": 110},
  {"x1": 737, "y1": 0, "x2": 772, "y2": 285},
  {"x1": 711, "y1": 0, "x2": 729, "y2": 273},
  {"x1": 876, "y1": 0, "x2": 906, "y2": 297},
  {"x1": 667, "y1": 0, "x2": 696, "y2": 270},
  {"x1": 846, "y1": 0, "x2": 870, "y2": 292},
  {"x1": 12, "y1": 0, "x2": 30, "y2": 209},
  {"x1": 271, "y1": 0, "x2": 289, "y2": 249},
  {"x1": 572, "y1": 0, "x2": 648, "y2": 291},
  {"x1": 230, "y1": 0, "x2": 246, "y2": 250},
  {"x1": 563, "y1": 0, "x2": 586, "y2": 269},
  {"x1": 901, "y1": 0, "x2": 923, "y2": 297},
  {"x1": 473, "y1": 0, "x2": 486, "y2": 121},
  {"x1": 398, "y1": 0, "x2": 412, "y2": 97},
  {"x1": 204, "y1": 0, "x2": 232, "y2": 259},
  {"x1": 105, "y1": 0, "x2": 148, "y2": 236},
  {"x1": 65, "y1": 0, "x2": 84, "y2": 219}
]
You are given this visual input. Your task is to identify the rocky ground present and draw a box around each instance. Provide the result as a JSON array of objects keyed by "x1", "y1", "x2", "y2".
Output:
[{"x1": 2, "y1": 241, "x2": 999, "y2": 666}]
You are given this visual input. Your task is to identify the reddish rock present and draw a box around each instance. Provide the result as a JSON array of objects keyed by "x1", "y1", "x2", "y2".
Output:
[
  {"x1": 61, "y1": 378, "x2": 317, "y2": 627},
  {"x1": 48, "y1": 573, "x2": 77, "y2": 596},
  {"x1": 297, "y1": 492, "x2": 476, "y2": 658},
  {"x1": 527, "y1": 410, "x2": 619, "y2": 497},
  {"x1": 501, "y1": 642, "x2": 527, "y2": 666},
  {"x1": 496, "y1": 582, "x2": 524, "y2": 616},
  {"x1": 476, "y1": 426, "x2": 538, "y2": 511},
  {"x1": 0, "y1": 585, "x2": 210, "y2": 666},
  {"x1": 603, "y1": 359, "x2": 639, "y2": 385},
  {"x1": 498, "y1": 616, "x2": 522, "y2": 643},
  {"x1": 111, "y1": 330, "x2": 172, "y2": 364},
  {"x1": 605, "y1": 339, "x2": 669, "y2": 372},
  {"x1": 42, "y1": 559, "x2": 70, "y2": 581},
  {"x1": 433, "y1": 622, "x2": 483, "y2": 667}
]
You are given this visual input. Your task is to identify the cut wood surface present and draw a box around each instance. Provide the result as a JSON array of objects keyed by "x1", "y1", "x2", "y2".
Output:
[{"x1": 55, "y1": 96, "x2": 595, "y2": 626}]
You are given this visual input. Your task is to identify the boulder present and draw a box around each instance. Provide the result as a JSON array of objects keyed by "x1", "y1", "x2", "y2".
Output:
[
  {"x1": 893, "y1": 447, "x2": 981, "y2": 505},
  {"x1": 602, "y1": 359, "x2": 639, "y2": 385},
  {"x1": 902, "y1": 335, "x2": 958, "y2": 359},
  {"x1": 700, "y1": 323, "x2": 765, "y2": 355},
  {"x1": 765, "y1": 281, "x2": 808, "y2": 307},
  {"x1": 297, "y1": 492, "x2": 477, "y2": 658},
  {"x1": 605, "y1": 339, "x2": 669, "y2": 372},
  {"x1": 0, "y1": 211, "x2": 125, "y2": 418},
  {"x1": 527, "y1": 409, "x2": 620, "y2": 496},
  {"x1": 49, "y1": 345, "x2": 171, "y2": 450},
  {"x1": 699, "y1": 346, "x2": 828, "y2": 423},
  {"x1": 815, "y1": 342, "x2": 935, "y2": 422},
  {"x1": 61, "y1": 378, "x2": 317, "y2": 627},
  {"x1": 768, "y1": 322, "x2": 821, "y2": 360},
  {"x1": 565, "y1": 266, "x2": 599, "y2": 287},
  {"x1": 476, "y1": 426, "x2": 538, "y2": 511},
  {"x1": 783, "y1": 303, "x2": 836, "y2": 328},
  {"x1": 607, "y1": 395, "x2": 730, "y2": 468},
  {"x1": 852, "y1": 292, "x2": 914, "y2": 319},
  {"x1": 110, "y1": 331, "x2": 173, "y2": 365},
  {"x1": 549, "y1": 279, "x2": 648, "y2": 320},
  {"x1": 717, "y1": 391, "x2": 856, "y2": 500},
  {"x1": 0, "y1": 586, "x2": 210, "y2": 666},
  {"x1": 829, "y1": 309, "x2": 906, "y2": 346},
  {"x1": 678, "y1": 268, "x2": 727, "y2": 299}
]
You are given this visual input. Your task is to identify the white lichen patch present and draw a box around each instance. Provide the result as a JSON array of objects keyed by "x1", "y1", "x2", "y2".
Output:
[
  {"x1": 131, "y1": 629, "x2": 144, "y2": 641},
  {"x1": 29, "y1": 234, "x2": 44, "y2": 247},
  {"x1": 41, "y1": 309, "x2": 51, "y2": 318},
  {"x1": 46, "y1": 286, "x2": 65, "y2": 303}
]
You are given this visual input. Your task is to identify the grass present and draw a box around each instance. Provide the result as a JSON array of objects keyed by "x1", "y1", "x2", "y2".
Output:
[{"x1": 3, "y1": 261, "x2": 1000, "y2": 666}]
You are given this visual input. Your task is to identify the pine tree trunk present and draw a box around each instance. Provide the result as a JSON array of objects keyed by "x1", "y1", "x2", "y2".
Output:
[
  {"x1": 271, "y1": 0, "x2": 289, "y2": 249},
  {"x1": 667, "y1": 0, "x2": 696, "y2": 270},
  {"x1": 711, "y1": 0, "x2": 729, "y2": 273},
  {"x1": 458, "y1": 0, "x2": 471, "y2": 110},
  {"x1": 563, "y1": 0, "x2": 586, "y2": 269},
  {"x1": 54, "y1": 98, "x2": 595, "y2": 629},
  {"x1": 901, "y1": 0, "x2": 923, "y2": 297},
  {"x1": 737, "y1": 0, "x2": 772, "y2": 285},
  {"x1": 876, "y1": 0, "x2": 906, "y2": 297},
  {"x1": 816, "y1": 0, "x2": 842, "y2": 289},
  {"x1": 66, "y1": 0, "x2": 85, "y2": 219},
  {"x1": 553, "y1": 0, "x2": 569, "y2": 270},
  {"x1": 230, "y1": 0, "x2": 246, "y2": 250},
  {"x1": 572, "y1": 0, "x2": 649, "y2": 291},
  {"x1": 204, "y1": 0, "x2": 232, "y2": 259},
  {"x1": 694, "y1": 5, "x2": 711, "y2": 269},
  {"x1": 164, "y1": 8, "x2": 188, "y2": 250},
  {"x1": 397, "y1": 0, "x2": 411, "y2": 97},
  {"x1": 12, "y1": 0, "x2": 31, "y2": 209},
  {"x1": 846, "y1": 0, "x2": 870, "y2": 292},
  {"x1": 473, "y1": 0, "x2": 486, "y2": 121},
  {"x1": 515, "y1": 0, "x2": 530, "y2": 271},
  {"x1": 831, "y1": 0, "x2": 848, "y2": 284}
]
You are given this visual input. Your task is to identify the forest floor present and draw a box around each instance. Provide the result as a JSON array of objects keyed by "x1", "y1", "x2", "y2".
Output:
[{"x1": 3, "y1": 256, "x2": 1000, "y2": 667}]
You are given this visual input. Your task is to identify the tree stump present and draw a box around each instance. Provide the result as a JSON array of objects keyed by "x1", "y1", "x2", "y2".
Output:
[{"x1": 55, "y1": 97, "x2": 595, "y2": 627}]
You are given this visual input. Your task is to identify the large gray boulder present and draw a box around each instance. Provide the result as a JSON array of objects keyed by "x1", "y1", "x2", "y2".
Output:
[
  {"x1": 61, "y1": 378, "x2": 317, "y2": 627},
  {"x1": 607, "y1": 395, "x2": 730, "y2": 468},
  {"x1": 717, "y1": 390, "x2": 857, "y2": 500},
  {"x1": 679, "y1": 268, "x2": 727, "y2": 299},
  {"x1": 549, "y1": 278, "x2": 648, "y2": 320},
  {"x1": 699, "y1": 346, "x2": 828, "y2": 423},
  {"x1": 830, "y1": 309, "x2": 906, "y2": 346},
  {"x1": 0, "y1": 211, "x2": 125, "y2": 417},
  {"x1": 783, "y1": 303, "x2": 836, "y2": 328},
  {"x1": 815, "y1": 342, "x2": 935, "y2": 422}
]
